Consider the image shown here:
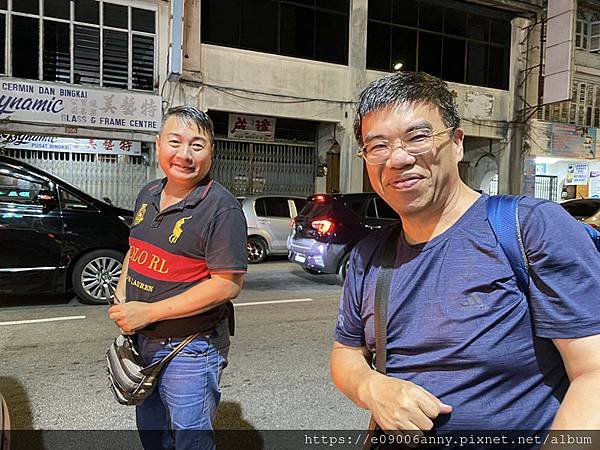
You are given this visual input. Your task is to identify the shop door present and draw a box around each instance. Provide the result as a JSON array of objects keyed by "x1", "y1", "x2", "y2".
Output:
[
  {"x1": 4, "y1": 148, "x2": 151, "y2": 209},
  {"x1": 212, "y1": 139, "x2": 317, "y2": 197}
]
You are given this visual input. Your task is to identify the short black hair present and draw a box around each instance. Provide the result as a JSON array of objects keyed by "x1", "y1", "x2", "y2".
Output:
[
  {"x1": 354, "y1": 71, "x2": 460, "y2": 146},
  {"x1": 161, "y1": 105, "x2": 215, "y2": 143}
]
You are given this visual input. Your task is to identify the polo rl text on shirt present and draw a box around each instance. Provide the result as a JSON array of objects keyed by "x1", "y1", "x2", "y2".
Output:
[{"x1": 128, "y1": 237, "x2": 210, "y2": 282}]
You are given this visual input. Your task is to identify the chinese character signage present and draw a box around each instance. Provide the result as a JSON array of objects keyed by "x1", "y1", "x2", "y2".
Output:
[
  {"x1": 564, "y1": 163, "x2": 589, "y2": 186},
  {"x1": 1, "y1": 133, "x2": 141, "y2": 155},
  {"x1": 228, "y1": 114, "x2": 275, "y2": 141},
  {"x1": 0, "y1": 79, "x2": 161, "y2": 132}
]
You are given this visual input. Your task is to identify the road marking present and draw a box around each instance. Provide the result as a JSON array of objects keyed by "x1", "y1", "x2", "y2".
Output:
[
  {"x1": 234, "y1": 298, "x2": 313, "y2": 307},
  {"x1": 0, "y1": 315, "x2": 87, "y2": 326}
]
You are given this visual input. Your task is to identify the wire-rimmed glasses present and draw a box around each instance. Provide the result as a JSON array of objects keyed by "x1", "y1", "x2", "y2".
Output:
[{"x1": 357, "y1": 127, "x2": 454, "y2": 165}]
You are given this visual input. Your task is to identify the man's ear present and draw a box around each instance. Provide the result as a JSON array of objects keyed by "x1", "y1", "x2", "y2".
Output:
[
  {"x1": 154, "y1": 134, "x2": 160, "y2": 157},
  {"x1": 452, "y1": 128, "x2": 465, "y2": 162}
]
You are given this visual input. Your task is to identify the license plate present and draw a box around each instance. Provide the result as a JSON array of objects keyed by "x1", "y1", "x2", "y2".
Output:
[{"x1": 294, "y1": 253, "x2": 306, "y2": 263}]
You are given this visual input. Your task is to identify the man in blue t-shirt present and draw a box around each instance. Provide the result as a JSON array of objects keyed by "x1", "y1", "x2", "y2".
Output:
[{"x1": 330, "y1": 72, "x2": 600, "y2": 445}]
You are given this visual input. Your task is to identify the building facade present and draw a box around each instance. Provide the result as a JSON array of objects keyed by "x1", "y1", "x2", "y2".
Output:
[
  {"x1": 173, "y1": 0, "x2": 543, "y2": 197},
  {"x1": 1, "y1": 0, "x2": 550, "y2": 204},
  {"x1": 522, "y1": 0, "x2": 600, "y2": 201},
  {"x1": 0, "y1": 0, "x2": 169, "y2": 208}
]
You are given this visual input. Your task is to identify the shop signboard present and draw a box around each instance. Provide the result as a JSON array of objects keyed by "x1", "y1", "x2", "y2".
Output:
[
  {"x1": 228, "y1": 113, "x2": 275, "y2": 141},
  {"x1": 550, "y1": 124, "x2": 596, "y2": 159},
  {"x1": 564, "y1": 163, "x2": 589, "y2": 186},
  {"x1": 0, "y1": 133, "x2": 141, "y2": 155},
  {"x1": 0, "y1": 78, "x2": 161, "y2": 133}
]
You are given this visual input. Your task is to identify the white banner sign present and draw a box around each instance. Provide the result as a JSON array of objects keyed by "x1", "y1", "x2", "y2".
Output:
[
  {"x1": 590, "y1": 171, "x2": 600, "y2": 198},
  {"x1": 228, "y1": 114, "x2": 275, "y2": 141},
  {"x1": 564, "y1": 163, "x2": 589, "y2": 186},
  {"x1": 0, "y1": 79, "x2": 161, "y2": 132},
  {"x1": 1, "y1": 133, "x2": 141, "y2": 155}
]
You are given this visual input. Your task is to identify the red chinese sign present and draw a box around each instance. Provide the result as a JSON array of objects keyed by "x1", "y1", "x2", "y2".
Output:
[{"x1": 228, "y1": 114, "x2": 276, "y2": 141}]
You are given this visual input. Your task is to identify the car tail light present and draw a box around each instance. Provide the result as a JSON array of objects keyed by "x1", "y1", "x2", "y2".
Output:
[
  {"x1": 589, "y1": 223, "x2": 599, "y2": 229},
  {"x1": 290, "y1": 217, "x2": 296, "y2": 228},
  {"x1": 313, "y1": 194, "x2": 328, "y2": 203},
  {"x1": 311, "y1": 219, "x2": 335, "y2": 234}
]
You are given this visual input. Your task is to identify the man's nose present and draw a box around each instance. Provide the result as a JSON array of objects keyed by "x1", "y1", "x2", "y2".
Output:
[
  {"x1": 388, "y1": 143, "x2": 416, "y2": 167},
  {"x1": 178, "y1": 143, "x2": 194, "y2": 158}
]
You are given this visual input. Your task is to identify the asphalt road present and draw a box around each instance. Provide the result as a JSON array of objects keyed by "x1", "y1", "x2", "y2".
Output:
[{"x1": 0, "y1": 259, "x2": 370, "y2": 447}]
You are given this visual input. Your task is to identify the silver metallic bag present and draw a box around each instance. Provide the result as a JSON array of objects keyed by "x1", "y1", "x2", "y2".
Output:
[{"x1": 105, "y1": 333, "x2": 199, "y2": 406}]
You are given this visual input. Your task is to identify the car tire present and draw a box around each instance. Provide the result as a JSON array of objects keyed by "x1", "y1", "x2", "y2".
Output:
[
  {"x1": 0, "y1": 392, "x2": 9, "y2": 450},
  {"x1": 247, "y1": 236, "x2": 268, "y2": 264},
  {"x1": 336, "y1": 253, "x2": 350, "y2": 285},
  {"x1": 72, "y1": 249, "x2": 125, "y2": 305}
]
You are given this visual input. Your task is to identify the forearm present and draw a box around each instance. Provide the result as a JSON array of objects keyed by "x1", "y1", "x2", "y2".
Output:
[
  {"x1": 148, "y1": 274, "x2": 243, "y2": 323},
  {"x1": 115, "y1": 250, "x2": 130, "y2": 301},
  {"x1": 551, "y1": 370, "x2": 600, "y2": 429},
  {"x1": 330, "y1": 343, "x2": 379, "y2": 410}
]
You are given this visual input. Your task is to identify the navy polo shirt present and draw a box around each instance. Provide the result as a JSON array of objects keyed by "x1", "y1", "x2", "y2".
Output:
[{"x1": 126, "y1": 177, "x2": 247, "y2": 338}]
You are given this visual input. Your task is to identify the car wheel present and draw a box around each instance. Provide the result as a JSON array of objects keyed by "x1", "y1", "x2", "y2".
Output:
[
  {"x1": 247, "y1": 237, "x2": 268, "y2": 264},
  {"x1": 336, "y1": 253, "x2": 350, "y2": 285},
  {"x1": 72, "y1": 249, "x2": 124, "y2": 305},
  {"x1": 0, "y1": 392, "x2": 9, "y2": 450}
]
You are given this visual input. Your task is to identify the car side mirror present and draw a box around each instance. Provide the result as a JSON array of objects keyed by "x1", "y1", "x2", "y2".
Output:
[{"x1": 35, "y1": 189, "x2": 58, "y2": 210}]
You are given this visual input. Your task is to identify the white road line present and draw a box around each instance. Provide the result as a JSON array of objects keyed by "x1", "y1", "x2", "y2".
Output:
[
  {"x1": 0, "y1": 315, "x2": 87, "y2": 326},
  {"x1": 234, "y1": 298, "x2": 313, "y2": 307}
]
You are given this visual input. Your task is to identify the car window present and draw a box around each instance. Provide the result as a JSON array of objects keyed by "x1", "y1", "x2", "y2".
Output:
[
  {"x1": 561, "y1": 201, "x2": 600, "y2": 218},
  {"x1": 60, "y1": 188, "x2": 99, "y2": 212},
  {"x1": 375, "y1": 198, "x2": 399, "y2": 219},
  {"x1": 255, "y1": 197, "x2": 290, "y2": 218},
  {"x1": 365, "y1": 197, "x2": 398, "y2": 219},
  {"x1": 0, "y1": 171, "x2": 48, "y2": 205},
  {"x1": 344, "y1": 197, "x2": 370, "y2": 216},
  {"x1": 293, "y1": 198, "x2": 307, "y2": 213}
]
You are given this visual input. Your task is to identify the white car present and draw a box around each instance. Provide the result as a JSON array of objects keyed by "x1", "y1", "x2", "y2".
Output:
[{"x1": 238, "y1": 195, "x2": 307, "y2": 263}]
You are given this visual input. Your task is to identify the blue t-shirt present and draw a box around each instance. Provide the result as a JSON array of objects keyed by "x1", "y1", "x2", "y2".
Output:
[{"x1": 335, "y1": 194, "x2": 600, "y2": 434}]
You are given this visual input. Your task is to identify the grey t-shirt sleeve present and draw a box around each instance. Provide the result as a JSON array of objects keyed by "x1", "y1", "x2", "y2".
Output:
[
  {"x1": 204, "y1": 207, "x2": 248, "y2": 273},
  {"x1": 520, "y1": 198, "x2": 600, "y2": 339}
]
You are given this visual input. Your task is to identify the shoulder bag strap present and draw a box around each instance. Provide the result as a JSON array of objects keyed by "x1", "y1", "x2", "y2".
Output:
[
  {"x1": 486, "y1": 194, "x2": 530, "y2": 294},
  {"x1": 373, "y1": 225, "x2": 399, "y2": 374},
  {"x1": 365, "y1": 224, "x2": 400, "y2": 447}
]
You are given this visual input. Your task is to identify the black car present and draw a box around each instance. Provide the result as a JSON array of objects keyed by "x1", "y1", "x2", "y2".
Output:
[
  {"x1": 287, "y1": 192, "x2": 400, "y2": 284},
  {"x1": 0, "y1": 155, "x2": 132, "y2": 304}
]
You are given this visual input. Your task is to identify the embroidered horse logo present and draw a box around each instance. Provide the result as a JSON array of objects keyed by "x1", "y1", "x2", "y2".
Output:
[
  {"x1": 133, "y1": 203, "x2": 147, "y2": 226},
  {"x1": 169, "y1": 216, "x2": 192, "y2": 244}
]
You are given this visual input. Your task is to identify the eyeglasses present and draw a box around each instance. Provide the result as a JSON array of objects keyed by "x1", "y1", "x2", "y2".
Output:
[{"x1": 357, "y1": 127, "x2": 454, "y2": 165}]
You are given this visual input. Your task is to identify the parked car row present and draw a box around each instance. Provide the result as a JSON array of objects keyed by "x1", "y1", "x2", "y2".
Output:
[{"x1": 4, "y1": 153, "x2": 599, "y2": 299}]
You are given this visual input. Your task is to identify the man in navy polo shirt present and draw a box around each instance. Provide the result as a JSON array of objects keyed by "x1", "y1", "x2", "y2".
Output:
[
  {"x1": 109, "y1": 106, "x2": 247, "y2": 450},
  {"x1": 330, "y1": 72, "x2": 600, "y2": 447}
]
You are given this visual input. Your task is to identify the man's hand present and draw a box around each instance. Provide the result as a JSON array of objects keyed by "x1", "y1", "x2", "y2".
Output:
[
  {"x1": 108, "y1": 301, "x2": 154, "y2": 334},
  {"x1": 363, "y1": 371, "x2": 452, "y2": 433}
]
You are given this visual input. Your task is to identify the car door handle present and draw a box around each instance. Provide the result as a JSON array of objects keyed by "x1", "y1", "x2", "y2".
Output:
[{"x1": 365, "y1": 224, "x2": 381, "y2": 230}]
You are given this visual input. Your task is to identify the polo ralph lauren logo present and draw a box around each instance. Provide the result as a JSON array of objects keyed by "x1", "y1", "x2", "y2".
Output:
[{"x1": 169, "y1": 216, "x2": 192, "y2": 244}]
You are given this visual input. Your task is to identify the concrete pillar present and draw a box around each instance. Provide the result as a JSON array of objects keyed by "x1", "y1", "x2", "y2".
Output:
[
  {"x1": 506, "y1": 16, "x2": 536, "y2": 194},
  {"x1": 340, "y1": 0, "x2": 369, "y2": 193},
  {"x1": 183, "y1": 0, "x2": 202, "y2": 79}
]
